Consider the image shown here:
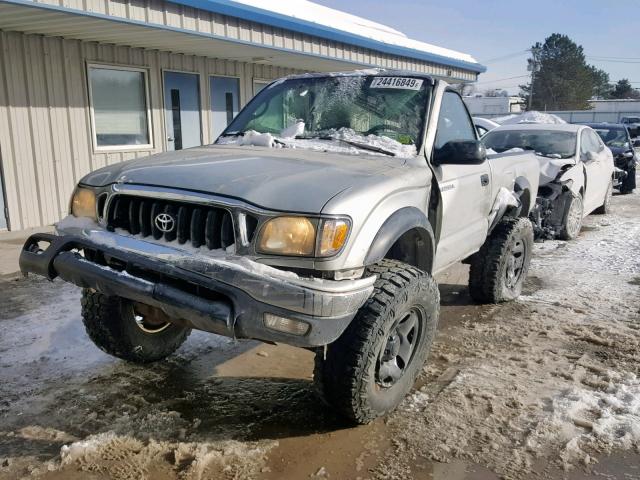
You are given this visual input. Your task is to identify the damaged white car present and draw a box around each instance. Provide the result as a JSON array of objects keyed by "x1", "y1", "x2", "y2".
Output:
[{"x1": 483, "y1": 124, "x2": 615, "y2": 240}]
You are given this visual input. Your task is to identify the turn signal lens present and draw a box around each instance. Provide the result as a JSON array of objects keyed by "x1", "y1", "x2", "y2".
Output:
[
  {"x1": 257, "y1": 216, "x2": 316, "y2": 256},
  {"x1": 264, "y1": 313, "x2": 310, "y2": 336},
  {"x1": 70, "y1": 188, "x2": 97, "y2": 220},
  {"x1": 319, "y1": 219, "x2": 349, "y2": 257}
]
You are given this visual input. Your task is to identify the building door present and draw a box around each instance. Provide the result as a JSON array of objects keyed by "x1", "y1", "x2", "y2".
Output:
[
  {"x1": 163, "y1": 72, "x2": 202, "y2": 151},
  {"x1": 210, "y1": 76, "x2": 240, "y2": 140}
]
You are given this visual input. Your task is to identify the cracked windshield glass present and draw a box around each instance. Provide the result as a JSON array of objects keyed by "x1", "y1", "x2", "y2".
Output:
[{"x1": 218, "y1": 75, "x2": 431, "y2": 156}]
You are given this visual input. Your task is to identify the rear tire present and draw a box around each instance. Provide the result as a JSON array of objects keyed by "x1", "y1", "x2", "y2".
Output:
[
  {"x1": 314, "y1": 259, "x2": 439, "y2": 424},
  {"x1": 468, "y1": 217, "x2": 534, "y2": 304},
  {"x1": 594, "y1": 180, "x2": 613, "y2": 214},
  {"x1": 81, "y1": 290, "x2": 191, "y2": 363},
  {"x1": 558, "y1": 193, "x2": 583, "y2": 240}
]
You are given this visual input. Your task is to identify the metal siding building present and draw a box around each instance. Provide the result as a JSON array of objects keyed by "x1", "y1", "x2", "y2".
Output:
[{"x1": 0, "y1": 0, "x2": 484, "y2": 230}]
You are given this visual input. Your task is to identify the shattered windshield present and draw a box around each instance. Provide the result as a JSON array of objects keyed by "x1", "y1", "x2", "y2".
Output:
[
  {"x1": 218, "y1": 75, "x2": 431, "y2": 156},
  {"x1": 482, "y1": 130, "x2": 577, "y2": 159},
  {"x1": 593, "y1": 128, "x2": 628, "y2": 148}
]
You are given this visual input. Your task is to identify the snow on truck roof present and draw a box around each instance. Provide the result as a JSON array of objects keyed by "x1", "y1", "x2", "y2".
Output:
[
  {"x1": 494, "y1": 124, "x2": 584, "y2": 133},
  {"x1": 167, "y1": 0, "x2": 485, "y2": 73},
  {"x1": 279, "y1": 69, "x2": 436, "y2": 82}
]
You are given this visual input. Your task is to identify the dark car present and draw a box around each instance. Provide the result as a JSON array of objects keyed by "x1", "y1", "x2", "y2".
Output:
[{"x1": 581, "y1": 123, "x2": 638, "y2": 194}]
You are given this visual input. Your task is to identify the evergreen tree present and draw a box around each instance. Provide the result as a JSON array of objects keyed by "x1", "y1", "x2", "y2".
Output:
[
  {"x1": 519, "y1": 34, "x2": 599, "y2": 110},
  {"x1": 610, "y1": 79, "x2": 640, "y2": 99}
]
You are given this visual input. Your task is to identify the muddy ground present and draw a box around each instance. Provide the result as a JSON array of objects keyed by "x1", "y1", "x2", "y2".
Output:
[{"x1": 1, "y1": 184, "x2": 639, "y2": 480}]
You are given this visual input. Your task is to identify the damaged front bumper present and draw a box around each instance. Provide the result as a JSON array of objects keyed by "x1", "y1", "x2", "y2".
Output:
[
  {"x1": 529, "y1": 180, "x2": 574, "y2": 239},
  {"x1": 19, "y1": 228, "x2": 375, "y2": 347}
]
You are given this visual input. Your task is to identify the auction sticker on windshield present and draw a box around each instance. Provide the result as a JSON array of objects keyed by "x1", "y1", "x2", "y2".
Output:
[{"x1": 370, "y1": 77, "x2": 423, "y2": 90}]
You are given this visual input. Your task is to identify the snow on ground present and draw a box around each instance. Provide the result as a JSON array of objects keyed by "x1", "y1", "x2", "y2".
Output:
[
  {"x1": 377, "y1": 189, "x2": 640, "y2": 479},
  {"x1": 494, "y1": 111, "x2": 567, "y2": 125}
]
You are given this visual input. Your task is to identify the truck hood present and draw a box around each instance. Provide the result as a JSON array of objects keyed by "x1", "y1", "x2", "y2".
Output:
[{"x1": 80, "y1": 145, "x2": 406, "y2": 213}]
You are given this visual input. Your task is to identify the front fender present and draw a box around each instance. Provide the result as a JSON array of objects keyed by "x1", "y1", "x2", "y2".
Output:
[{"x1": 364, "y1": 207, "x2": 435, "y2": 273}]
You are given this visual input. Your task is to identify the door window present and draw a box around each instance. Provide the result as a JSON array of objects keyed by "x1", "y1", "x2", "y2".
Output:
[
  {"x1": 210, "y1": 76, "x2": 240, "y2": 140},
  {"x1": 434, "y1": 91, "x2": 477, "y2": 152},
  {"x1": 163, "y1": 72, "x2": 202, "y2": 151},
  {"x1": 580, "y1": 129, "x2": 600, "y2": 157}
]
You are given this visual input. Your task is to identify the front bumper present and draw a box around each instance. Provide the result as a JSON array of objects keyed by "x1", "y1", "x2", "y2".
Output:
[{"x1": 19, "y1": 228, "x2": 375, "y2": 347}]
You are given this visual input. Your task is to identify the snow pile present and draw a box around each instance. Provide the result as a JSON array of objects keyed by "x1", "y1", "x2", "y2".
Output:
[
  {"x1": 59, "y1": 432, "x2": 277, "y2": 479},
  {"x1": 486, "y1": 147, "x2": 525, "y2": 155},
  {"x1": 527, "y1": 372, "x2": 640, "y2": 467},
  {"x1": 280, "y1": 120, "x2": 305, "y2": 139},
  {"x1": 220, "y1": 127, "x2": 417, "y2": 157},
  {"x1": 231, "y1": 0, "x2": 478, "y2": 64},
  {"x1": 494, "y1": 111, "x2": 567, "y2": 125}
]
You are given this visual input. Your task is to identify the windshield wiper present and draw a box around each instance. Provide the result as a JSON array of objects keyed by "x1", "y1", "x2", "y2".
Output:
[{"x1": 296, "y1": 135, "x2": 396, "y2": 156}]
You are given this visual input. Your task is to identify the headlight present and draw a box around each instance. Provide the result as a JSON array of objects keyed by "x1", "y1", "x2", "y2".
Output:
[
  {"x1": 318, "y1": 219, "x2": 349, "y2": 256},
  {"x1": 256, "y1": 216, "x2": 351, "y2": 257},
  {"x1": 257, "y1": 216, "x2": 316, "y2": 256},
  {"x1": 70, "y1": 187, "x2": 97, "y2": 220}
]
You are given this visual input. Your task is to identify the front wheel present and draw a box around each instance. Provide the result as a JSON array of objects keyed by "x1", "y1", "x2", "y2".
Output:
[
  {"x1": 468, "y1": 217, "x2": 534, "y2": 303},
  {"x1": 558, "y1": 193, "x2": 583, "y2": 240},
  {"x1": 594, "y1": 180, "x2": 613, "y2": 214},
  {"x1": 81, "y1": 290, "x2": 191, "y2": 363},
  {"x1": 314, "y1": 259, "x2": 439, "y2": 424}
]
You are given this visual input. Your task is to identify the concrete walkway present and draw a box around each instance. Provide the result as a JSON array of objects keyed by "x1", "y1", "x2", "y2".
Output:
[{"x1": 0, "y1": 226, "x2": 53, "y2": 278}]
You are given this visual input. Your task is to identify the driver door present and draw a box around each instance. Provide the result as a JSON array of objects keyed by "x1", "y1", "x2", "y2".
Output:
[{"x1": 432, "y1": 91, "x2": 492, "y2": 272}]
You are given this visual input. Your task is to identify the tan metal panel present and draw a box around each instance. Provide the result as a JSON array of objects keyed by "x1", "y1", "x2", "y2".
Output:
[
  {"x1": 25, "y1": 34, "x2": 61, "y2": 225},
  {"x1": 42, "y1": 36, "x2": 76, "y2": 217},
  {"x1": 0, "y1": 31, "x2": 24, "y2": 229},
  {"x1": 128, "y1": 0, "x2": 146, "y2": 22},
  {"x1": 3, "y1": 32, "x2": 42, "y2": 228}
]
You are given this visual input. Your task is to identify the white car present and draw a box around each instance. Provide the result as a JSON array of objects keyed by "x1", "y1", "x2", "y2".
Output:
[
  {"x1": 482, "y1": 124, "x2": 615, "y2": 240},
  {"x1": 473, "y1": 117, "x2": 500, "y2": 136}
]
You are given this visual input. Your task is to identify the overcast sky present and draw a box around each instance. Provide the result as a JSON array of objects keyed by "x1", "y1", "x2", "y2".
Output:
[{"x1": 314, "y1": 0, "x2": 640, "y2": 95}]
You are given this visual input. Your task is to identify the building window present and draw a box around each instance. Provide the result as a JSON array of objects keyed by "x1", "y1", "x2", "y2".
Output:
[
  {"x1": 252, "y1": 79, "x2": 270, "y2": 97},
  {"x1": 88, "y1": 65, "x2": 152, "y2": 150}
]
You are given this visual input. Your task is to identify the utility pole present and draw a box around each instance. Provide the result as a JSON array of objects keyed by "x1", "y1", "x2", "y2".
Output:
[{"x1": 527, "y1": 47, "x2": 541, "y2": 110}]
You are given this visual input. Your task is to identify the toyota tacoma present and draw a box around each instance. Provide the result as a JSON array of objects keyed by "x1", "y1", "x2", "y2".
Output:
[{"x1": 20, "y1": 70, "x2": 539, "y2": 424}]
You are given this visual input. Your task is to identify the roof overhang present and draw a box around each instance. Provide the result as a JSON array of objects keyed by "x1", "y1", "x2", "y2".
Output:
[
  {"x1": 0, "y1": 0, "x2": 485, "y2": 76},
  {"x1": 169, "y1": 0, "x2": 487, "y2": 73},
  {"x1": 0, "y1": 0, "x2": 367, "y2": 71}
]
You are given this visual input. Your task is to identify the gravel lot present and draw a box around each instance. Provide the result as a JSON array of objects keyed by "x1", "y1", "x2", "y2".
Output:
[{"x1": 1, "y1": 182, "x2": 639, "y2": 480}]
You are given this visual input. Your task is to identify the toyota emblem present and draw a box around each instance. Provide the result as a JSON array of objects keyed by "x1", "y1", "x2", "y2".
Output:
[{"x1": 155, "y1": 213, "x2": 175, "y2": 233}]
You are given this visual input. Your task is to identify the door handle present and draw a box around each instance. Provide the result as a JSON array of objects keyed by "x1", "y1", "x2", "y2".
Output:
[
  {"x1": 480, "y1": 174, "x2": 490, "y2": 186},
  {"x1": 167, "y1": 137, "x2": 175, "y2": 142}
]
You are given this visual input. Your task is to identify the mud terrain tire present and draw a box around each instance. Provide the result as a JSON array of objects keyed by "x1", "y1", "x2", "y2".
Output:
[
  {"x1": 314, "y1": 259, "x2": 439, "y2": 424},
  {"x1": 81, "y1": 290, "x2": 190, "y2": 363},
  {"x1": 468, "y1": 217, "x2": 534, "y2": 303},
  {"x1": 594, "y1": 180, "x2": 613, "y2": 214},
  {"x1": 557, "y1": 193, "x2": 583, "y2": 240}
]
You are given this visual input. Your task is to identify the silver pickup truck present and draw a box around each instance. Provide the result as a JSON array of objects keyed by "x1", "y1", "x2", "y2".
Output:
[{"x1": 20, "y1": 70, "x2": 539, "y2": 424}]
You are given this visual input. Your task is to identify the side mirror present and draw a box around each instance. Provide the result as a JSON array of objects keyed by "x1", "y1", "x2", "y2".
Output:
[
  {"x1": 433, "y1": 140, "x2": 487, "y2": 166},
  {"x1": 634, "y1": 140, "x2": 640, "y2": 148}
]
